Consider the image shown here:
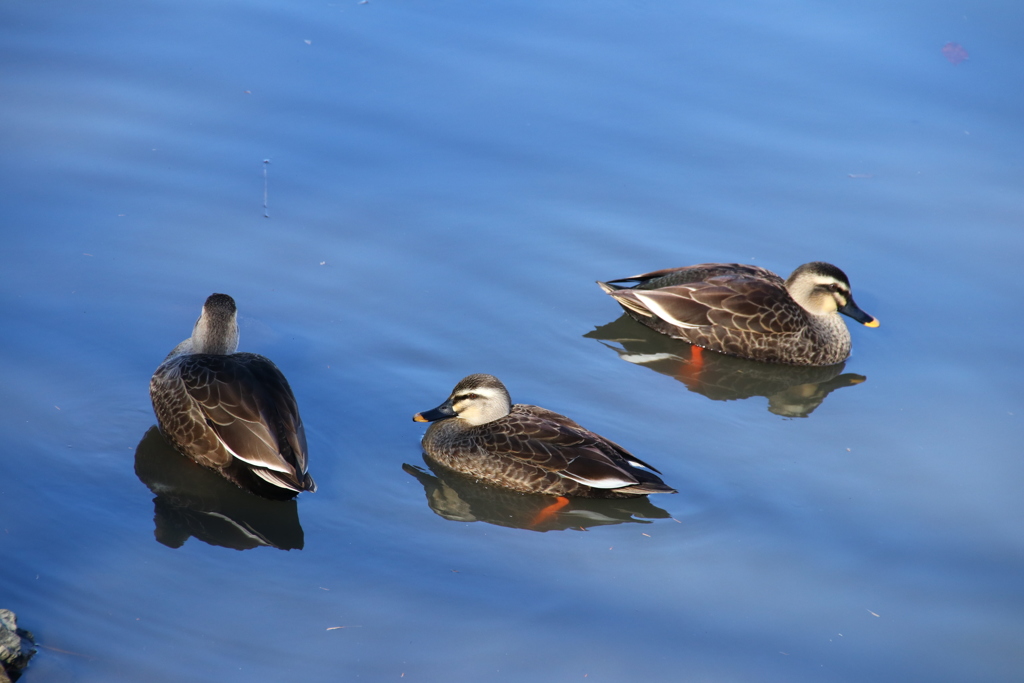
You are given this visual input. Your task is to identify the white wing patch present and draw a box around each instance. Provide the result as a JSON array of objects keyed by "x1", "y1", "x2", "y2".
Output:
[
  {"x1": 557, "y1": 467, "x2": 637, "y2": 489},
  {"x1": 610, "y1": 293, "x2": 656, "y2": 318},
  {"x1": 252, "y1": 468, "x2": 302, "y2": 492},
  {"x1": 221, "y1": 440, "x2": 293, "y2": 473},
  {"x1": 209, "y1": 417, "x2": 293, "y2": 474},
  {"x1": 633, "y1": 291, "x2": 704, "y2": 329}
]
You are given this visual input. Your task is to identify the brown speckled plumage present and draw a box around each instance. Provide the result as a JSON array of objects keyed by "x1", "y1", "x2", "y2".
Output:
[
  {"x1": 150, "y1": 294, "x2": 315, "y2": 499},
  {"x1": 598, "y1": 262, "x2": 877, "y2": 366},
  {"x1": 414, "y1": 374, "x2": 676, "y2": 498}
]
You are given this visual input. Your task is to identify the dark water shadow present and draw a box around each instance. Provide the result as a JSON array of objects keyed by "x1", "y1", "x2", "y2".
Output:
[
  {"x1": 134, "y1": 426, "x2": 305, "y2": 551},
  {"x1": 586, "y1": 315, "x2": 866, "y2": 418},
  {"x1": 403, "y1": 460, "x2": 671, "y2": 532}
]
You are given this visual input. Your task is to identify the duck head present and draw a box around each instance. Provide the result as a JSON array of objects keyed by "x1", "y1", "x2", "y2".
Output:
[
  {"x1": 786, "y1": 262, "x2": 879, "y2": 327},
  {"x1": 186, "y1": 293, "x2": 240, "y2": 355},
  {"x1": 413, "y1": 374, "x2": 512, "y2": 426}
]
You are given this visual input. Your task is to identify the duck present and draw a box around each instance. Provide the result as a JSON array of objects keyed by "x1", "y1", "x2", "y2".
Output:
[
  {"x1": 597, "y1": 261, "x2": 878, "y2": 366},
  {"x1": 150, "y1": 293, "x2": 316, "y2": 500},
  {"x1": 412, "y1": 374, "x2": 676, "y2": 498}
]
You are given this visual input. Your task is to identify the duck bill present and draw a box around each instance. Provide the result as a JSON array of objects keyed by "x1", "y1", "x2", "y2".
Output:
[
  {"x1": 838, "y1": 298, "x2": 879, "y2": 327},
  {"x1": 412, "y1": 399, "x2": 457, "y2": 422}
]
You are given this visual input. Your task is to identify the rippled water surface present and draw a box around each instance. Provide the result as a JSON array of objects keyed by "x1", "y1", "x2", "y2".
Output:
[{"x1": 2, "y1": 1, "x2": 1023, "y2": 681}]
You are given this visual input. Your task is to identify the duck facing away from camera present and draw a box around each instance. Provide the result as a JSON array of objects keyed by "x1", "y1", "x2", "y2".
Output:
[
  {"x1": 598, "y1": 261, "x2": 878, "y2": 366},
  {"x1": 150, "y1": 293, "x2": 316, "y2": 500},
  {"x1": 413, "y1": 374, "x2": 676, "y2": 498}
]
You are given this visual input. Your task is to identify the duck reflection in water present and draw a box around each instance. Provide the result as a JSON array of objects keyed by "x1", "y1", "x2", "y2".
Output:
[
  {"x1": 586, "y1": 315, "x2": 867, "y2": 418},
  {"x1": 134, "y1": 426, "x2": 305, "y2": 550},
  {"x1": 403, "y1": 462, "x2": 671, "y2": 532}
]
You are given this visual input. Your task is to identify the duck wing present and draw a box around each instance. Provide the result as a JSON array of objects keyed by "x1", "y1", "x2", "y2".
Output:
[
  {"x1": 172, "y1": 353, "x2": 313, "y2": 492},
  {"x1": 602, "y1": 263, "x2": 783, "y2": 289},
  {"x1": 475, "y1": 408, "x2": 658, "y2": 490},
  {"x1": 608, "y1": 274, "x2": 807, "y2": 335}
]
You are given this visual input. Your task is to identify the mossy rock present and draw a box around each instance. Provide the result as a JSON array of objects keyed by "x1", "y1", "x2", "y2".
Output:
[{"x1": 0, "y1": 610, "x2": 35, "y2": 682}]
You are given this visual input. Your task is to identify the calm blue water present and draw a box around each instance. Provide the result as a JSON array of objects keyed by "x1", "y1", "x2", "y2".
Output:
[{"x1": 2, "y1": 1, "x2": 1023, "y2": 681}]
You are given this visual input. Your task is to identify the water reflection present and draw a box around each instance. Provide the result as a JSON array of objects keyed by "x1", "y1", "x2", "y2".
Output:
[
  {"x1": 586, "y1": 316, "x2": 866, "y2": 418},
  {"x1": 134, "y1": 427, "x2": 305, "y2": 551},
  {"x1": 403, "y1": 461, "x2": 671, "y2": 532}
]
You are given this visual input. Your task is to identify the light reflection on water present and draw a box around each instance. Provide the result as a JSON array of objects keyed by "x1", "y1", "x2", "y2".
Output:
[{"x1": 1, "y1": 0, "x2": 1023, "y2": 681}]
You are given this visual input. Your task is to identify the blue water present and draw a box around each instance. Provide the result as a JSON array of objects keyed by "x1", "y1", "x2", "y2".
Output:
[{"x1": 2, "y1": 1, "x2": 1023, "y2": 681}]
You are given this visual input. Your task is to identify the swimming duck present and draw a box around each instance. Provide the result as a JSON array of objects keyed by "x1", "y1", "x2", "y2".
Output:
[
  {"x1": 412, "y1": 374, "x2": 676, "y2": 498},
  {"x1": 598, "y1": 262, "x2": 878, "y2": 366},
  {"x1": 150, "y1": 293, "x2": 316, "y2": 499}
]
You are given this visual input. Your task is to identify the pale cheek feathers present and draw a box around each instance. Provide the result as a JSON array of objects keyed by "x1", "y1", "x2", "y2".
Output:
[{"x1": 804, "y1": 290, "x2": 841, "y2": 315}]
